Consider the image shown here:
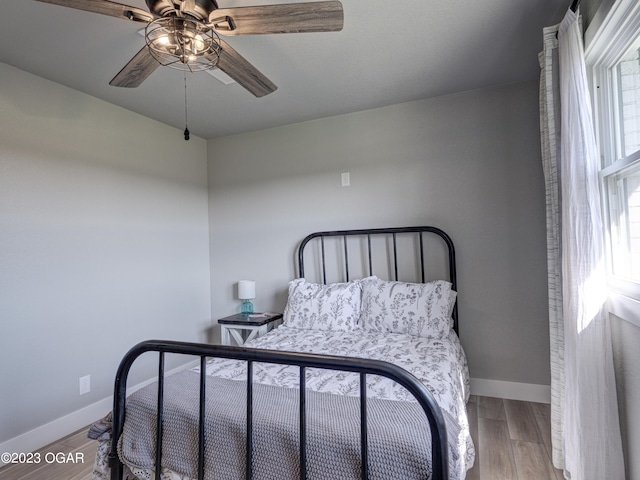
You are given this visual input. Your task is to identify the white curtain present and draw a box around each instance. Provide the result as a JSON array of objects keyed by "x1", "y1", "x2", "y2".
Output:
[{"x1": 540, "y1": 8, "x2": 625, "y2": 480}]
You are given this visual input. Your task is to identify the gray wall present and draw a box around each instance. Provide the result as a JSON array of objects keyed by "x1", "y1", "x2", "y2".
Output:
[
  {"x1": 0, "y1": 63, "x2": 212, "y2": 443},
  {"x1": 208, "y1": 80, "x2": 551, "y2": 386},
  {"x1": 581, "y1": 0, "x2": 605, "y2": 31}
]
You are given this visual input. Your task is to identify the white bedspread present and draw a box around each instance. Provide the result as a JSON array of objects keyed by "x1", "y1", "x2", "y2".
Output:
[{"x1": 205, "y1": 326, "x2": 468, "y2": 415}]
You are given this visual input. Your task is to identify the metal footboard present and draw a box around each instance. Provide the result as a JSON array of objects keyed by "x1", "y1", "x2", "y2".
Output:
[{"x1": 108, "y1": 340, "x2": 449, "y2": 480}]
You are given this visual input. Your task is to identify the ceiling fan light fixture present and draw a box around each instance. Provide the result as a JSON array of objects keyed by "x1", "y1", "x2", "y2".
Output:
[{"x1": 145, "y1": 16, "x2": 221, "y2": 72}]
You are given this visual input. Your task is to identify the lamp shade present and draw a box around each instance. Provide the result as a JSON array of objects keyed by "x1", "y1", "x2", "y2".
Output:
[{"x1": 238, "y1": 280, "x2": 255, "y2": 300}]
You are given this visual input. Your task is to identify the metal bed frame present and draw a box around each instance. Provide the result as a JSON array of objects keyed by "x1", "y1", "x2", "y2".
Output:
[{"x1": 108, "y1": 226, "x2": 457, "y2": 480}]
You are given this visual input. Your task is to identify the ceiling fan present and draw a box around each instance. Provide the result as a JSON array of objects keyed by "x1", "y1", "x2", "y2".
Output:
[{"x1": 34, "y1": 0, "x2": 344, "y2": 97}]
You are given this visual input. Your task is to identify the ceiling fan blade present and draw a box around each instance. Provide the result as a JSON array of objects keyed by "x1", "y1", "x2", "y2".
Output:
[
  {"x1": 109, "y1": 46, "x2": 160, "y2": 88},
  {"x1": 210, "y1": 1, "x2": 343, "y2": 35},
  {"x1": 215, "y1": 40, "x2": 277, "y2": 97},
  {"x1": 34, "y1": 0, "x2": 153, "y2": 23}
]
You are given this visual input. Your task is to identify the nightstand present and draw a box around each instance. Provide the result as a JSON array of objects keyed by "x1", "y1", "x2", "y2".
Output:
[{"x1": 218, "y1": 312, "x2": 283, "y2": 346}]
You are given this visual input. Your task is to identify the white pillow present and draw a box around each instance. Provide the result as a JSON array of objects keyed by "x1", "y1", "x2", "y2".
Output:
[
  {"x1": 360, "y1": 276, "x2": 456, "y2": 338},
  {"x1": 283, "y1": 278, "x2": 363, "y2": 331}
]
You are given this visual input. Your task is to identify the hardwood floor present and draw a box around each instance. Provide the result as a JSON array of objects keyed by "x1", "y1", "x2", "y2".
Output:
[
  {"x1": 0, "y1": 425, "x2": 95, "y2": 480},
  {"x1": 466, "y1": 395, "x2": 564, "y2": 480},
  {"x1": 0, "y1": 396, "x2": 562, "y2": 480}
]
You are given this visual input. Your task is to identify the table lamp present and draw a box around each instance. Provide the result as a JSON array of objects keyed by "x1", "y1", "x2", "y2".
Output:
[{"x1": 238, "y1": 280, "x2": 255, "y2": 314}]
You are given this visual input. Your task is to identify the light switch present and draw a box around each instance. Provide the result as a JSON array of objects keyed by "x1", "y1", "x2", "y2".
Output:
[
  {"x1": 79, "y1": 375, "x2": 90, "y2": 395},
  {"x1": 341, "y1": 172, "x2": 350, "y2": 187}
]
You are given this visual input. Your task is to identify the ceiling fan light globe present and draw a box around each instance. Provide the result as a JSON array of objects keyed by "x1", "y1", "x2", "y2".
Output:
[{"x1": 194, "y1": 34, "x2": 205, "y2": 52}]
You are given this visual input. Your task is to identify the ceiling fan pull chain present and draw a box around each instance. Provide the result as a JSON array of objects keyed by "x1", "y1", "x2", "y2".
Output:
[{"x1": 184, "y1": 72, "x2": 190, "y2": 141}]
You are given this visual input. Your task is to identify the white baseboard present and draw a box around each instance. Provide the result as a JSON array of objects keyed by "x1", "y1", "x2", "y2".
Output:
[
  {"x1": 470, "y1": 377, "x2": 551, "y2": 404},
  {"x1": 0, "y1": 360, "x2": 198, "y2": 467}
]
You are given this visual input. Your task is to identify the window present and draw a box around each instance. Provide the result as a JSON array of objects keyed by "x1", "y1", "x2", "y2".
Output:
[
  {"x1": 618, "y1": 40, "x2": 640, "y2": 158},
  {"x1": 587, "y1": 0, "x2": 640, "y2": 301}
]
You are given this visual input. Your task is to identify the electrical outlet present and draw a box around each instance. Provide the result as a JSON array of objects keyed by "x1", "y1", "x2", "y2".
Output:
[{"x1": 79, "y1": 375, "x2": 90, "y2": 396}]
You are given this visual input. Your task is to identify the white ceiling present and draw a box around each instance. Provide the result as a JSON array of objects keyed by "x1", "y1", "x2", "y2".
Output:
[{"x1": 0, "y1": 0, "x2": 568, "y2": 139}]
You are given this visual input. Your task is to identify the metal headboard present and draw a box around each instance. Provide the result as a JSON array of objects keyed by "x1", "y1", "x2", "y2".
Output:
[{"x1": 297, "y1": 226, "x2": 458, "y2": 334}]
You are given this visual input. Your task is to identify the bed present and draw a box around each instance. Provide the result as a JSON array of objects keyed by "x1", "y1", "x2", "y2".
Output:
[{"x1": 91, "y1": 226, "x2": 475, "y2": 480}]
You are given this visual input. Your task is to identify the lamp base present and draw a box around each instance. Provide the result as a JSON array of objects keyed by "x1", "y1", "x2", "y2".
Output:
[{"x1": 241, "y1": 300, "x2": 254, "y2": 314}]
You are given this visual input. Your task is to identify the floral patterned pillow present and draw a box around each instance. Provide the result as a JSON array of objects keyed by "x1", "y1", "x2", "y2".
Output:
[
  {"x1": 283, "y1": 278, "x2": 363, "y2": 331},
  {"x1": 360, "y1": 276, "x2": 456, "y2": 338}
]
